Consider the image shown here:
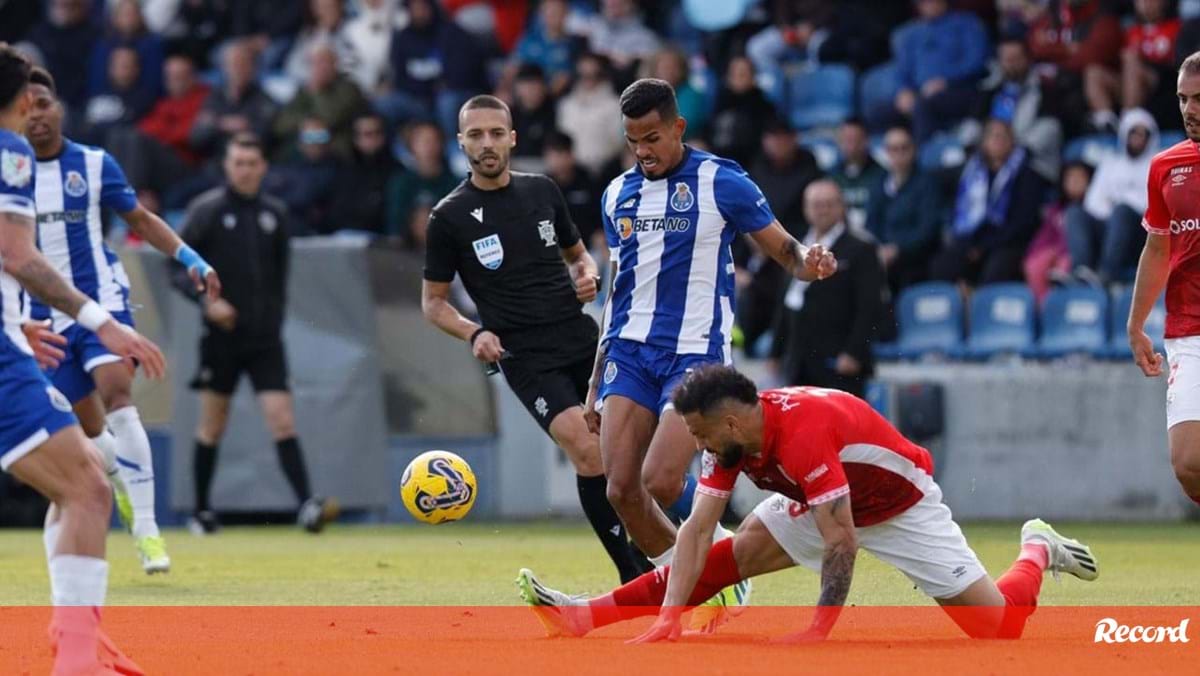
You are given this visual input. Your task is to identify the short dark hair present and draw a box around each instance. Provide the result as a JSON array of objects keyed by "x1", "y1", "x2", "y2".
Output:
[
  {"x1": 226, "y1": 131, "x2": 264, "y2": 157},
  {"x1": 840, "y1": 116, "x2": 867, "y2": 132},
  {"x1": 458, "y1": 94, "x2": 512, "y2": 128},
  {"x1": 1183, "y1": 50, "x2": 1200, "y2": 77},
  {"x1": 884, "y1": 122, "x2": 913, "y2": 138},
  {"x1": 515, "y1": 62, "x2": 546, "y2": 82},
  {"x1": 543, "y1": 129, "x2": 573, "y2": 153},
  {"x1": 28, "y1": 66, "x2": 55, "y2": 94},
  {"x1": 0, "y1": 43, "x2": 32, "y2": 112},
  {"x1": 671, "y1": 365, "x2": 759, "y2": 418},
  {"x1": 620, "y1": 78, "x2": 679, "y2": 121}
]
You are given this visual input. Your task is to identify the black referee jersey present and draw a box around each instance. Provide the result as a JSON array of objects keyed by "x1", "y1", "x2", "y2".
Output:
[{"x1": 423, "y1": 172, "x2": 597, "y2": 369}]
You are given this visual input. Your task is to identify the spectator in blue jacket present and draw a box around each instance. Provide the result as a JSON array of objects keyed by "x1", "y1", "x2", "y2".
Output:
[
  {"x1": 866, "y1": 124, "x2": 942, "y2": 294},
  {"x1": 893, "y1": 0, "x2": 989, "y2": 141}
]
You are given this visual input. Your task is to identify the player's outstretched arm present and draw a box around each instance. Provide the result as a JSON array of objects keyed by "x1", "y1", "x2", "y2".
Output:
[
  {"x1": 749, "y1": 221, "x2": 837, "y2": 282},
  {"x1": 774, "y1": 495, "x2": 857, "y2": 644},
  {"x1": 628, "y1": 491, "x2": 728, "y2": 644},
  {"x1": 0, "y1": 212, "x2": 166, "y2": 378},
  {"x1": 123, "y1": 204, "x2": 221, "y2": 300},
  {"x1": 1128, "y1": 232, "x2": 1170, "y2": 377}
]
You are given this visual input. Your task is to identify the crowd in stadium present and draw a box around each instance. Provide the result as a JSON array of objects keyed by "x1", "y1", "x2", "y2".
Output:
[{"x1": 2, "y1": 0, "x2": 1189, "y2": 360}]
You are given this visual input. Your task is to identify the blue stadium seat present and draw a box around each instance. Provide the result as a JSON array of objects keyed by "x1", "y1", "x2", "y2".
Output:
[
  {"x1": 1104, "y1": 286, "x2": 1166, "y2": 359},
  {"x1": 859, "y1": 61, "x2": 900, "y2": 132},
  {"x1": 1063, "y1": 133, "x2": 1118, "y2": 165},
  {"x1": 961, "y1": 283, "x2": 1036, "y2": 360},
  {"x1": 786, "y1": 65, "x2": 856, "y2": 130},
  {"x1": 918, "y1": 134, "x2": 967, "y2": 171},
  {"x1": 887, "y1": 282, "x2": 964, "y2": 359},
  {"x1": 758, "y1": 65, "x2": 786, "y2": 109},
  {"x1": 1033, "y1": 286, "x2": 1108, "y2": 359}
]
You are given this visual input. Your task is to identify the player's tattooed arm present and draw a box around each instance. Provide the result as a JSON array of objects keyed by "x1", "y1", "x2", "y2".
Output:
[
  {"x1": 749, "y1": 221, "x2": 837, "y2": 282},
  {"x1": 0, "y1": 212, "x2": 89, "y2": 317},
  {"x1": 796, "y1": 493, "x2": 858, "y2": 642}
]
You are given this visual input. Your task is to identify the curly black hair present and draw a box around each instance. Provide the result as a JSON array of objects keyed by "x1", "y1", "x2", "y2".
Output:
[
  {"x1": 671, "y1": 364, "x2": 759, "y2": 417},
  {"x1": 619, "y1": 78, "x2": 678, "y2": 121}
]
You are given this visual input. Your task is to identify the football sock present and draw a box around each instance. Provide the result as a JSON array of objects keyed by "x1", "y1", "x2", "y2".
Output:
[
  {"x1": 107, "y1": 407, "x2": 159, "y2": 538},
  {"x1": 576, "y1": 474, "x2": 652, "y2": 582},
  {"x1": 590, "y1": 537, "x2": 741, "y2": 629},
  {"x1": 91, "y1": 430, "x2": 121, "y2": 485},
  {"x1": 42, "y1": 505, "x2": 61, "y2": 569},
  {"x1": 275, "y1": 437, "x2": 312, "y2": 503},
  {"x1": 193, "y1": 440, "x2": 218, "y2": 512},
  {"x1": 664, "y1": 474, "x2": 697, "y2": 522},
  {"x1": 49, "y1": 556, "x2": 108, "y2": 673},
  {"x1": 992, "y1": 544, "x2": 1047, "y2": 639}
]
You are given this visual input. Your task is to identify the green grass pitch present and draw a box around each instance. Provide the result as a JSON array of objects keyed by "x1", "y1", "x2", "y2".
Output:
[{"x1": 0, "y1": 522, "x2": 1194, "y2": 605}]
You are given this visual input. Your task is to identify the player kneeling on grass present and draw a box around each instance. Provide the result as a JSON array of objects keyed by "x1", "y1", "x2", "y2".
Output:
[{"x1": 518, "y1": 365, "x2": 1099, "y2": 642}]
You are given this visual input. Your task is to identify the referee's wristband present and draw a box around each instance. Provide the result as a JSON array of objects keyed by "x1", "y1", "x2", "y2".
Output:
[
  {"x1": 469, "y1": 327, "x2": 488, "y2": 346},
  {"x1": 76, "y1": 300, "x2": 113, "y2": 332}
]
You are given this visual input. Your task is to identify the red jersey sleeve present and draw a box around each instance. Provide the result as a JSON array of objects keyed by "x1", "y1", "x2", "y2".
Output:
[
  {"x1": 1143, "y1": 160, "x2": 1170, "y2": 236},
  {"x1": 792, "y1": 429, "x2": 850, "y2": 507},
  {"x1": 697, "y1": 451, "x2": 741, "y2": 499}
]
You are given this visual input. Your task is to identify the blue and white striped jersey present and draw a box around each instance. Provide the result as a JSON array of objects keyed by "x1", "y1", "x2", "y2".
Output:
[
  {"x1": 601, "y1": 146, "x2": 776, "y2": 355},
  {"x1": 0, "y1": 128, "x2": 37, "y2": 356},
  {"x1": 28, "y1": 139, "x2": 137, "y2": 332}
]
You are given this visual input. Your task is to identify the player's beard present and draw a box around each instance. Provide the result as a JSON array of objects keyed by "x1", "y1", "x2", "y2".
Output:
[{"x1": 715, "y1": 443, "x2": 745, "y2": 469}]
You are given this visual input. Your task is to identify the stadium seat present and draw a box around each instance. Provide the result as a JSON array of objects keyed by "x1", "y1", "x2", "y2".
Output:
[
  {"x1": 758, "y1": 65, "x2": 786, "y2": 109},
  {"x1": 918, "y1": 134, "x2": 967, "y2": 171},
  {"x1": 961, "y1": 283, "x2": 1036, "y2": 360},
  {"x1": 1063, "y1": 133, "x2": 1118, "y2": 165},
  {"x1": 786, "y1": 65, "x2": 856, "y2": 130},
  {"x1": 1104, "y1": 286, "x2": 1166, "y2": 359},
  {"x1": 1033, "y1": 286, "x2": 1108, "y2": 359},
  {"x1": 859, "y1": 61, "x2": 900, "y2": 132},
  {"x1": 888, "y1": 282, "x2": 964, "y2": 359}
]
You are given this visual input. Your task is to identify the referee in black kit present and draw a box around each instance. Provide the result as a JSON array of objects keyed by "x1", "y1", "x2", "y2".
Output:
[
  {"x1": 173, "y1": 132, "x2": 334, "y2": 535},
  {"x1": 422, "y1": 95, "x2": 651, "y2": 583}
]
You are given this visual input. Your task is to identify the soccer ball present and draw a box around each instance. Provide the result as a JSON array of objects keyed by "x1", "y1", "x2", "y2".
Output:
[{"x1": 400, "y1": 450, "x2": 477, "y2": 524}]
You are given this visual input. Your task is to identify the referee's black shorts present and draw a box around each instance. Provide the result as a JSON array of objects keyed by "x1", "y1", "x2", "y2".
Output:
[
  {"x1": 501, "y1": 355, "x2": 592, "y2": 435},
  {"x1": 191, "y1": 332, "x2": 290, "y2": 396}
]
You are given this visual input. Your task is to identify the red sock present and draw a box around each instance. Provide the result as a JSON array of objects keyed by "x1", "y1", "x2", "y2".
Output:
[
  {"x1": 590, "y1": 538, "x2": 742, "y2": 629},
  {"x1": 993, "y1": 545, "x2": 1047, "y2": 639}
]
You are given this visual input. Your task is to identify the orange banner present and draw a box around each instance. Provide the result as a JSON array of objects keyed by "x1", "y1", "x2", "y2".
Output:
[{"x1": 2, "y1": 606, "x2": 1195, "y2": 675}]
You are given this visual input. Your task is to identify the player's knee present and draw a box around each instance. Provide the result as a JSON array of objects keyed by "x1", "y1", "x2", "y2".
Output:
[
  {"x1": 267, "y1": 410, "x2": 295, "y2": 440},
  {"x1": 605, "y1": 473, "x2": 642, "y2": 510},
  {"x1": 79, "y1": 417, "x2": 105, "y2": 439},
  {"x1": 99, "y1": 384, "x2": 132, "y2": 412},
  {"x1": 1171, "y1": 452, "x2": 1200, "y2": 489},
  {"x1": 558, "y1": 430, "x2": 603, "y2": 476},
  {"x1": 63, "y1": 458, "x2": 112, "y2": 518},
  {"x1": 642, "y1": 468, "x2": 683, "y2": 507}
]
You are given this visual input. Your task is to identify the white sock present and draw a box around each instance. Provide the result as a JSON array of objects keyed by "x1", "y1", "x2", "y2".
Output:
[
  {"x1": 49, "y1": 554, "x2": 108, "y2": 607},
  {"x1": 107, "y1": 406, "x2": 159, "y2": 538},
  {"x1": 650, "y1": 526, "x2": 734, "y2": 568},
  {"x1": 91, "y1": 430, "x2": 122, "y2": 487}
]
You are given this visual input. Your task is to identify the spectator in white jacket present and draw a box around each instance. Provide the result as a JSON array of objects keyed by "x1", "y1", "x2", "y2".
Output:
[
  {"x1": 1065, "y1": 107, "x2": 1158, "y2": 286},
  {"x1": 557, "y1": 52, "x2": 624, "y2": 176}
]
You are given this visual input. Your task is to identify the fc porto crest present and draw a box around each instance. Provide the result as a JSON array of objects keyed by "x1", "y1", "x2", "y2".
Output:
[
  {"x1": 537, "y1": 219, "x2": 556, "y2": 247},
  {"x1": 670, "y1": 182, "x2": 694, "y2": 211},
  {"x1": 472, "y1": 234, "x2": 504, "y2": 270},
  {"x1": 603, "y1": 360, "x2": 618, "y2": 384},
  {"x1": 63, "y1": 170, "x2": 87, "y2": 198},
  {"x1": 1, "y1": 149, "x2": 31, "y2": 188}
]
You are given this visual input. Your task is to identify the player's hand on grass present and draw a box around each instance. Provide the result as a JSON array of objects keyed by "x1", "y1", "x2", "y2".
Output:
[
  {"x1": 801, "y1": 244, "x2": 837, "y2": 281},
  {"x1": 204, "y1": 297, "x2": 238, "y2": 332},
  {"x1": 472, "y1": 329, "x2": 505, "y2": 363},
  {"x1": 627, "y1": 608, "x2": 683, "y2": 644},
  {"x1": 21, "y1": 319, "x2": 66, "y2": 370},
  {"x1": 583, "y1": 386, "x2": 601, "y2": 434},
  {"x1": 96, "y1": 322, "x2": 167, "y2": 380},
  {"x1": 1128, "y1": 328, "x2": 1164, "y2": 377}
]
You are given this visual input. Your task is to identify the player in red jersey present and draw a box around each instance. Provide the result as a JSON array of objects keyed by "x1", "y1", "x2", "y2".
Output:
[
  {"x1": 517, "y1": 365, "x2": 1098, "y2": 642},
  {"x1": 1129, "y1": 50, "x2": 1200, "y2": 507}
]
